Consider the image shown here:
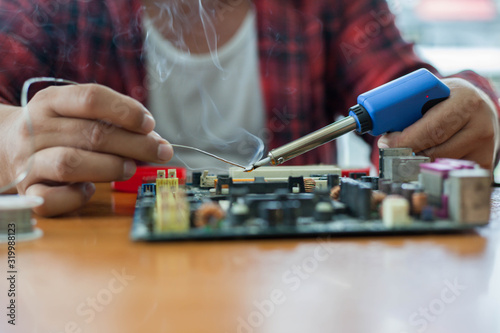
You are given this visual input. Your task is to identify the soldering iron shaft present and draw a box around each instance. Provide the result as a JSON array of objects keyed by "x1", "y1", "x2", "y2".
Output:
[{"x1": 264, "y1": 116, "x2": 358, "y2": 166}]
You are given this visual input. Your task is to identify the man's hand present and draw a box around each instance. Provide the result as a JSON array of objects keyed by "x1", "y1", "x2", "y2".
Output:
[
  {"x1": 378, "y1": 78, "x2": 500, "y2": 170},
  {"x1": 0, "y1": 84, "x2": 173, "y2": 216}
]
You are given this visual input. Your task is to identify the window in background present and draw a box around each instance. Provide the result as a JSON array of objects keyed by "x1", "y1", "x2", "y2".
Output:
[
  {"x1": 391, "y1": 0, "x2": 500, "y2": 90},
  {"x1": 391, "y1": 0, "x2": 500, "y2": 180}
]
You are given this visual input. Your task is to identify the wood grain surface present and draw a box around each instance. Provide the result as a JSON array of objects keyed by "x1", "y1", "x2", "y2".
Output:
[{"x1": 1, "y1": 183, "x2": 499, "y2": 333}]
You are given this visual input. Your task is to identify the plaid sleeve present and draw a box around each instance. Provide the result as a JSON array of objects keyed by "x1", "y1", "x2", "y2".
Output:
[
  {"x1": 0, "y1": 0, "x2": 58, "y2": 105},
  {"x1": 447, "y1": 70, "x2": 500, "y2": 116},
  {"x1": 0, "y1": 0, "x2": 146, "y2": 105}
]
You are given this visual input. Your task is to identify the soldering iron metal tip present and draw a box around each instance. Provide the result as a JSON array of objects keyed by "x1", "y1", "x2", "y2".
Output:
[
  {"x1": 245, "y1": 156, "x2": 271, "y2": 172},
  {"x1": 243, "y1": 166, "x2": 255, "y2": 173}
]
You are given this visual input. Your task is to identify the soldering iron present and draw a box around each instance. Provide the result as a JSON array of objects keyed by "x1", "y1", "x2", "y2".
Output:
[{"x1": 247, "y1": 68, "x2": 450, "y2": 171}]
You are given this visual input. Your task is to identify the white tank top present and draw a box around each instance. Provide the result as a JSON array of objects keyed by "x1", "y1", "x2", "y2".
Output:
[{"x1": 143, "y1": 11, "x2": 265, "y2": 171}]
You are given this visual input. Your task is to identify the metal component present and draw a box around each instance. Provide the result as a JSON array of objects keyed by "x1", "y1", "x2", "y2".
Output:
[
  {"x1": 171, "y1": 144, "x2": 247, "y2": 170},
  {"x1": 378, "y1": 148, "x2": 413, "y2": 179},
  {"x1": 252, "y1": 116, "x2": 357, "y2": 168},
  {"x1": 384, "y1": 156, "x2": 430, "y2": 182},
  {"x1": 245, "y1": 156, "x2": 271, "y2": 172}
]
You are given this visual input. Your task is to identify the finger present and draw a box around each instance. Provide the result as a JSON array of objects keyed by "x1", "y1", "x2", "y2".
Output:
[
  {"x1": 419, "y1": 128, "x2": 495, "y2": 170},
  {"x1": 378, "y1": 95, "x2": 470, "y2": 153},
  {"x1": 32, "y1": 117, "x2": 173, "y2": 163},
  {"x1": 31, "y1": 84, "x2": 155, "y2": 134},
  {"x1": 418, "y1": 130, "x2": 475, "y2": 162},
  {"x1": 416, "y1": 122, "x2": 495, "y2": 170},
  {"x1": 25, "y1": 147, "x2": 138, "y2": 185},
  {"x1": 26, "y1": 182, "x2": 96, "y2": 217}
]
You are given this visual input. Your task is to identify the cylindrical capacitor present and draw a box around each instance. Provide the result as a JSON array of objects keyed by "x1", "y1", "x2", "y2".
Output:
[
  {"x1": 259, "y1": 201, "x2": 284, "y2": 227},
  {"x1": 357, "y1": 185, "x2": 372, "y2": 220},
  {"x1": 314, "y1": 201, "x2": 334, "y2": 222}
]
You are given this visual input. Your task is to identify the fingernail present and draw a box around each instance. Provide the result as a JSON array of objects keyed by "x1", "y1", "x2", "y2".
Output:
[
  {"x1": 378, "y1": 137, "x2": 389, "y2": 149},
  {"x1": 151, "y1": 131, "x2": 162, "y2": 139},
  {"x1": 123, "y1": 160, "x2": 137, "y2": 179},
  {"x1": 142, "y1": 105, "x2": 153, "y2": 116},
  {"x1": 84, "y1": 182, "x2": 96, "y2": 197},
  {"x1": 157, "y1": 143, "x2": 173, "y2": 162},
  {"x1": 142, "y1": 115, "x2": 155, "y2": 133}
]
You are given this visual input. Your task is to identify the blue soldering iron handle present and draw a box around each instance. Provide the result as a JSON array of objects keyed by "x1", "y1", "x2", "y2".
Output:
[{"x1": 349, "y1": 68, "x2": 450, "y2": 136}]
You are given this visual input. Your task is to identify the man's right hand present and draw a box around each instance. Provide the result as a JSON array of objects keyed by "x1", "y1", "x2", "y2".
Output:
[{"x1": 0, "y1": 84, "x2": 173, "y2": 217}]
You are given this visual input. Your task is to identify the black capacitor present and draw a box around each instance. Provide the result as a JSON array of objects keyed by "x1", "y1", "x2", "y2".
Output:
[
  {"x1": 191, "y1": 172, "x2": 202, "y2": 187},
  {"x1": 230, "y1": 202, "x2": 250, "y2": 226},
  {"x1": 339, "y1": 177, "x2": 356, "y2": 205},
  {"x1": 258, "y1": 201, "x2": 284, "y2": 227},
  {"x1": 357, "y1": 185, "x2": 372, "y2": 220},
  {"x1": 283, "y1": 200, "x2": 300, "y2": 226},
  {"x1": 275, "y1": 188, "x2": 299, "y2": 226},
  {"x1": 339, "y1": 179, "x2": 349, "y2": 204},
  {"x1": 327, "y1": 174, "x2": 340, "y2": 188}
]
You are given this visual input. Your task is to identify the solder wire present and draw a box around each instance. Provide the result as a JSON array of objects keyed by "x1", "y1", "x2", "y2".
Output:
[
  {"x1": 0, "y1": 77, "x2": 78, "y2": 194},
  {"x1": 170, "y1": 144, "x2": 247, "y2": 169}
]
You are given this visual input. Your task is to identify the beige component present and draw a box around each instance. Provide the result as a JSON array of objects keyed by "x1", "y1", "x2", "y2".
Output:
[
  {"x1": 382, "y1": 195, "x2": 411, "y2": 227},
  {"x1": 229, "y1": 165, "x2": 341, "y2": 179},
  {"x1": 200, "y1": 170, "x2": 217, "y2": 188},
  {"x1": 447, "y1": 169, "x2": 491, "y2": 224}
]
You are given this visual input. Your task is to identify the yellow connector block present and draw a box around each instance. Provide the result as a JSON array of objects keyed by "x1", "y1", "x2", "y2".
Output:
[
  {"x1": 155, "y1": 169, "x2": 179, "y2": 192},
  {"x1": 166, "y1": 169, "x2": 179, "y2": 192},
  {"x1": 155, "y1": 188, "x2": 189, "y2": 233},
  {"x1": 156, "y1": 169, "x2": 168, "y2": 191}
]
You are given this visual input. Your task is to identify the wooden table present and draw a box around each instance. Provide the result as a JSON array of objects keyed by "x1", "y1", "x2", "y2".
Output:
[{"x1": 1, "y1": 183, "x2": 500, "y2": 333}]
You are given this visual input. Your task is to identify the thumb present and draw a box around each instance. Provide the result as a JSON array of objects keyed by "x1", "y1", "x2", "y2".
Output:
[{"x1": 377, "y1": 132, "x2": 403, "y2": 149}]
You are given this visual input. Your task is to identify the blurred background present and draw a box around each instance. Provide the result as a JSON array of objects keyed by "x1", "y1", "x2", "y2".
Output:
[
  {"x1": 338, "y1": 0, "x2": 500, "y2": 181},
  {"x1": 392, "y1": 0, "x2": 500, "y2": 180},
  {"x1": 391, "y1": 0, "x2": 500, "y2": 92}
]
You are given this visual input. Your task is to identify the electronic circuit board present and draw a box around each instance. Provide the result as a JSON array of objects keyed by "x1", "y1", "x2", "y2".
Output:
[{"x1": 130, "y1": 151, "x2": 492, "y2": 242}]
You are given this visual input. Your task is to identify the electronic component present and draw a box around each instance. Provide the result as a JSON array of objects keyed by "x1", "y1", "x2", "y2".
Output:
[
  {"x1": 230, "y1": 165, "x2": 341, "y2": 179},
  {"x1": 420, "y1": 159, "x2": 476, "y2": 206},
  {"x1": 447, "y1": 169, "x2": 491, "y2": 224},
  {"x1": 130, "y1": 155, "x2": 492, "y2": 242},
  {"x1": 155, "y1": 187, "x2": 189, "y2": 233},
  {"x1": 382, "y1": 195, "x2": 411, "y2": 227},
  {"x1": 112, "y1": 166, "x2": 186, "y2": 193},
  {"x1": 411, "y1": 191, "x2": 428, "y2": 217},
  {"x1": 383, "y1": 155, "x2": 430, "y2": 182}
]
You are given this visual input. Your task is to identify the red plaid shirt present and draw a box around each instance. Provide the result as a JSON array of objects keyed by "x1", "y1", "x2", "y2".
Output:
[{"x1": 0, "y1": 0, "x2": 498, "y2": 166}]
